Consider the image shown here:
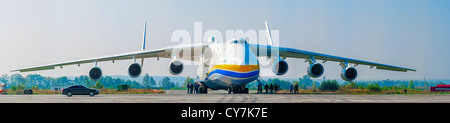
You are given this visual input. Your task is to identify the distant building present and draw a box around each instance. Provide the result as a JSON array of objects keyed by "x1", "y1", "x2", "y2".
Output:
[
  {"x1": 431, "y1": 84, "x2": 450, "y2": 92},
  {"x1": 51, "y1": 85, "x2": 70, "y2": 91}
]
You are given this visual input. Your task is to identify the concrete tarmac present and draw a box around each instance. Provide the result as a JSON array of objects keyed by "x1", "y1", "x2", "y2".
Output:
[{"x1": 1, "y1": 90, "x2": 450, "y2": 103}]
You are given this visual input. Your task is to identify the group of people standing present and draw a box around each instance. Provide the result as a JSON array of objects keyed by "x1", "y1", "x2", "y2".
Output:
[
  {"x1": 257, "y1": 83, "x2": 299, "y2": 94},
  {"x1": 187, "y1": 82, "x2": 301, "y2": 94},
  {"x1": 289, "y1": 84, "x2": 299, "y2": 94},
  {"x1": 186, "y1": 82, "x2": 200, "y2": 94}
]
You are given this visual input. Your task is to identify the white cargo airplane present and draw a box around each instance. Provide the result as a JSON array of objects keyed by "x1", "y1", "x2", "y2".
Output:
[{"x1": 11, "y1": 21, "x2": 415, "y2": 94}]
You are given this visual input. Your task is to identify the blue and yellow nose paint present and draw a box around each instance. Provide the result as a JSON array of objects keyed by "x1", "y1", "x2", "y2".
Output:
[{"x1": 208, "y1": 64, "x2": 260, "y2": 78}]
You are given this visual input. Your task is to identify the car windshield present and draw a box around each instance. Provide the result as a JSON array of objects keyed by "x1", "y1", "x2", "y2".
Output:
[{"x1": 68, "y1": 85, "x2": 85, "y2": 89}]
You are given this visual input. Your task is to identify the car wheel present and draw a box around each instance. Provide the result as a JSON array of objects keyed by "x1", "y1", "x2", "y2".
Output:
[
  {"x1": 89, "y1": 91, "x2": 94, "y2": 97},
  {"x1": 67, "y1": 92, "x2": 72, "y2": 97}
]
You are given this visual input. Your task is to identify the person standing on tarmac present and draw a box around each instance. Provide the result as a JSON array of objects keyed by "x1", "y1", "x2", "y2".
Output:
[
  {"x1": 194, "y1": 82, "x2": 199, "y2": 94},
  {"x1": 256, "y1": 83, "x2": 260, "y2": 94},
  {"x1": 187, "y1": 82, "x2": 191, "y2": 94},
  {"x1": 290, "y1": 84, "x2": 294, "y2": 94},
  {"x1": 274, "y1": 84, "x2": 278, "y2": 94},
  {"x1": 265, "y1": 84, "x2": 269, "y2": 94},
  {"x1": 269, "y1": 83, "x2": 274, "y2": 94},
  {"x1": 258, "y1": 83, "x2": 262, "y2": 94},
  {"x1": 189, "y1": 83, "x2": 194, "y2": 94}
]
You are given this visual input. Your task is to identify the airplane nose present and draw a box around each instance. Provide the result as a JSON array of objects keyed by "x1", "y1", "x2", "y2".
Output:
[{"x1": 225, "y1": 39, "x2": 258, "y2": 66}]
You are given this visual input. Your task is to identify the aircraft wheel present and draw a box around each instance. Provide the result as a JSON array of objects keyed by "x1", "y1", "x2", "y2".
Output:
[
  {"x1": 233, "y1": 86, "x2": 240, "y2": 94},
  {"x1": 199, "y1": 84, "x2": 208, "y2": 94},
  {"x1": 241, "y1": 86, "x2": 248, "y2": 94}
]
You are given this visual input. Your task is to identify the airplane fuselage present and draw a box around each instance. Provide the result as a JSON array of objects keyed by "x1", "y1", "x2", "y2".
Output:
[{"x1": 202, "y1": 38, "x2": 260, "y2": 90}]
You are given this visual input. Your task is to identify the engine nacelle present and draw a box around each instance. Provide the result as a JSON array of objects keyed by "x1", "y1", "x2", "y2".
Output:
[
  {"x1": 341, "y1": 67, "x2": 358, "y2": 82},
  {"x1": 307, "y1": 63, "x2": 324, "y2": 78},
  {"x1": 89, "y1": 66, "x2": 102, "y2": 81},
  {"x1": 128, "y1": 62, "x2": 142, "y2": 78},
  {"x1": 169, "y1": 60, "x2": 183, "y2": 75},
  {"x1": 272, "y1": 60, "x2": 289, "y2": 75}
]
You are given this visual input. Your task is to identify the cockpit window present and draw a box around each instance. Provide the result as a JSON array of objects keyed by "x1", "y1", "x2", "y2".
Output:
[{"x1": 231, "y1": 40, "x2": 248, "y2": 45}]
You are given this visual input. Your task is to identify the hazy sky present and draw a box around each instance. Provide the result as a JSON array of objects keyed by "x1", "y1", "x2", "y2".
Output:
[{"x1": 1, "y1": 0, "x2": 449, "y2": 80}]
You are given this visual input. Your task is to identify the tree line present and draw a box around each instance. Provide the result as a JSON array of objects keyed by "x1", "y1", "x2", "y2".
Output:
[
  {"x1": 0, "y1": 73, "x2": 178, "y2": 90},
  {"x1": 0, "y1": 73, "x2": 445, "y2": 92},
  {"x1": 245, "y1": 75, "x2": 445, "y2": 92}
]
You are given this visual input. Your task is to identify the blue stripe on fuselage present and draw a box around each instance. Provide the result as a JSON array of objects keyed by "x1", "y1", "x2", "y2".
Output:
[{"x1": 208, "y1": 69, "x2": 259, "y2": 78}]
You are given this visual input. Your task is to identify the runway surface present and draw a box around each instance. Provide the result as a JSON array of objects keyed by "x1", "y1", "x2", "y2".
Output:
[{"x1": 1, "y1": 90, "x2": 450, "y2": 103}]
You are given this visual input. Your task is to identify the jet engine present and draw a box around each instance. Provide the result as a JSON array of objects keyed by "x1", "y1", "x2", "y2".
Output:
[
  {"x1": 272, "y1": 60, "x2": 289, "y2": 75},
  {"x1": 341, "y1": 67, "x2": 358, "y2": 82},
  {"x1": 89, "y1": 66, "x2": 102, "y2": 81},
  {"x1": 128, "y1": 62, "x2": 142, "y2": 78},
  {"x1": 307, "y1": 62, "x2": 324, "y2": 78},
  {"x1": 169, "y1": 60, "x2": 183, "y2": 75}
]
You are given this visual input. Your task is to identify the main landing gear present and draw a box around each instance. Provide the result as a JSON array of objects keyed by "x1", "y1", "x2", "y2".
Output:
[
  {"x1": 198, "y1": 82, "x2": 208, "y2": 94},
  {"x1": 228, "y1": 85, "x2": 249, "y2": 94}
]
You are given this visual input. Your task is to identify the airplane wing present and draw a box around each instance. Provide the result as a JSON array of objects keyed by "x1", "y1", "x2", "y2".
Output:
[
  {"x1": 253, "y1": 21, "x2": 415, "y2": 72},
  {"x1": 11, "y1": 44, "x2": 208, "y2": 72},
  {"x1": 249, "y1": 44, "x2": 416, "y2": 72},
  {"x1": 12, "y1": 21, "x2": 209, "y2": 73}
]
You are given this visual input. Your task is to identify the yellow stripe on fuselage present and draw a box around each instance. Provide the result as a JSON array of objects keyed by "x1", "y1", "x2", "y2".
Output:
[{"x1": 208, "y1": 64, "x2": 260, "y2": 73}]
